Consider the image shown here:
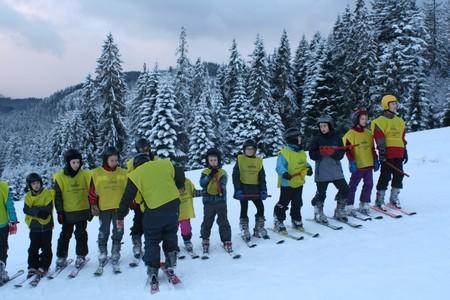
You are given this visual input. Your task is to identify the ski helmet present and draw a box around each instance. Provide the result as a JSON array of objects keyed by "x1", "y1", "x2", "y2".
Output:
[
  {"x1": 102, "y1": 146, "x2": 120, "y2": 165},
  {"x1": 205, "y1": 148, "x2": 222, "y2": 167},
  {"x1": 133, "y1": 153, "x2": 150, "y2": 169},
  {"x1": 135, "y1": 138, "x2": 151, "y2": 153},
  {"x1": 242, "y1": 139, "x2": 257, "y2": 152},
  {"x1": 381, "y1": 94, "x2": 397, "y2": 110},
  {"x1": 26, "y1": 173, "x2": 43, "y2": 189},
  {"x1": 317, "y1": 114, "x2": 334, "y2": 130},
  {"x1": 351, "y1": 108, "x2": 368, "y2": 127},
  {"x1": 64, "y1": 149, "x2": 82, "y2": 165}
]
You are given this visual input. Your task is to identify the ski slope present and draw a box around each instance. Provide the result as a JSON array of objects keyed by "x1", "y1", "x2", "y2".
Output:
[{"x1": 2, "y1": 127, "x2": 450, "y2": 299}]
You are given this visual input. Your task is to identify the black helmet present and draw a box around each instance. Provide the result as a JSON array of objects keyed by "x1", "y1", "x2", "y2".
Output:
[
  {"x1": 64, "y1": 149, "x2": 82, "y2": 164},
  {"x1": 205, "y1": 148, "x2": 222, "y2": 167},
  {"x1": 26, "y1": 173, "x2": 43, "y2": 189},
  {"x1": 351, "y1": 108, "x2": 368, "y2": 127},
  {"x1": 317, "y1": 114, "x2": 334, "y2": 130},
  {"x1": 133, "y1": 153, "x2": 150, "y2": 169},
  {"x1": 102, "y1": 146, "x2": 120, "y2": 165},
  {"x1": 135, "y1": 138, "x2": 151, "y2": 153},
  {"x1": 284, "y1": 127, "x2": 301, "y2": 140},
  {"x1": 242, "y1": 139, "x2": 257, "y2": 151}
]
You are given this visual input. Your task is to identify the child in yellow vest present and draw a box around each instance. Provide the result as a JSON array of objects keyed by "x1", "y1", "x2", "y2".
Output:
[
  {"x1": 371, "y1": 95, "x2": 408, "y2": 208},
  {"x1": 53, "y1": 149, "x2": 91, "y2": 269},
  {"x1": 90, "y1": 147, "x2": 127, "y2": 269},
  {"x1": 0, "y1": 180, "x2": 18, "y2": 285},
  {"x1": 178, "y1": 177, "x2": 201, "y2": 253},
  {"x1": 273, "y1": 128, "x2": 312, "y2": 233},
  {"x1": 232, "y1": 139, "x2": 268, "y2": 241},
  {"x1": 23, "y1": 173, "x2": 55, "y2": 278},
  {"x1": 343, "y1": 109, "x2": 379, "y2": 216},
  {"x1": 199, "y1": 148, "x2": 232, "y2": 255}
]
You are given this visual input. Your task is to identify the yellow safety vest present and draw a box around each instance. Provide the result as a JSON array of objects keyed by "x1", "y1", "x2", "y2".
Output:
[
  {"x1": 371, "y1": 116, "x2": 406, "y2": 148},
  {"x1": 202, "y1": 169, "x2": 226, "y2": 195},
  {"x1": 179, "y1": 179, "x2": 196, "y2": 220},
  {"x1": 237, "y1": 155, "x2": 263, "y2": 185},
  {"x1": 25, "y1": 189, "x2": 55, "y2": 226},
  {"x1": 0, "y1": 181, "x2": 9, "y2": 225},
  {"x1": 128, "y1": 159, "x2": 180, "y2": 209},
  {"x1": 277, "y1": 147, "x2": 308, "y2": 188},
  {"x1": 53, "y1": 169, "x2": 91, "y2": 212},
  {"x1": 342, "y1": 128, "x2": 375, "y2": 169},
  {"x1": 91, "y1": 167, "x2": 128, "y2": 211}
]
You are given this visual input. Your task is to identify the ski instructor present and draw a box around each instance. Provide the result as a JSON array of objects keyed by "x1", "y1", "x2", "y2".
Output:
[{"x1": 116, "y1": 155, "x2": 185, "y2": 287}]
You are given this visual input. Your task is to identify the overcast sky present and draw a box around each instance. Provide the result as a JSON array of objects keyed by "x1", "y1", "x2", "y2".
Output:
[{"x1": 0, "y1": 0, "x2": 361, "y2": 98}]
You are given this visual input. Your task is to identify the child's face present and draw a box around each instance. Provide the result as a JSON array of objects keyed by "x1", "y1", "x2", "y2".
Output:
[
  {"x1": 30, "y1": 181, "x2": 41, "y2": 192},
  {"x1": 208, "y1": 155, "x2": 219, "y2": 168},
  {"x1": 388, "y1": 101, "x2": 398, "y2": 113},
  {"x1": 359, "y1": 114, "x2": 368, "y2": 127},
  {"x1": 244, "y1": 146, "x2": 256, "y2": 157},
  {"x1": 107, "y1": 155, "x2": 119, "y2": 169},
  {"x1": 70, "y1": 159, "x2": 81, "y2": 171},
  {"x1": 319, "y1": 123, "x2": 329, "y2": 134}
]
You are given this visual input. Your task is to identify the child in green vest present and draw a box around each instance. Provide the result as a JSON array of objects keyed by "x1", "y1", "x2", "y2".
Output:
[
  {"x1": 23, "y1": 173, "x2": 54, "y2": 278},
  {"x1": 232, "y1": 139, "x2": 268, "y2": 242},
  {"x1": 0, "y1": 180, "x2": 18, "y2": 285},
  {"x1": 273, "y1": 128, "x2": 312, "y2": 233},
  {"x1": 199, "y1": 148, "x2": 232, "y2": 255},
  {"x1": 54, "y1": 149, "x2": 91, "y2": 269},
  {"x1": 89, "y1": 147, "x2": 128, "y2": 271},
  {"x1": 178, "y1": 177, "x2": 201, "y2": 253}
]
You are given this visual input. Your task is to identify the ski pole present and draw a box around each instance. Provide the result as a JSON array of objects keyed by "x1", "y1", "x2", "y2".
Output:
[
  {"x1": 243, "y1": 194, "x2": 272, "y2": 199},
  {"x1": 384, "y1": 160, "x2": 410, "y2": 177}
]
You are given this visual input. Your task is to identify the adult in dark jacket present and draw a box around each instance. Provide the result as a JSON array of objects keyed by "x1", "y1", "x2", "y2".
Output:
[{"x1": 309, "y1": 115, "x2": 349, "y2": 223}]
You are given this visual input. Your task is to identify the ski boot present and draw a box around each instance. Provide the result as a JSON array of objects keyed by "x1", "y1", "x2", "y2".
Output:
[
  {"x1": 0, "y1": 261, "x2": 9, "y2": 284},
  {"x1": 202, "y1": 239, "x2": 210, "y2": 255},
  {"x1": 56, "y1": 256, "x2": 68, "y2": 268},
  {"x1": 147, "y1": 266, "x2": 159, "y2": 289},
  {"x1": 358, "y1": 202, "x2": 370, "y2": 215},
  {"x1": 111, "y1": 241, "x2": 121, "y2": 265},
  {"x1": 164, "y1": 250, "x2": 177, "y2": 271},
  {"x1": 314, "y1": 205, "x2": 328, "y2": 224},
  {"x1": 239, "y1": 217, "x2": 251, "y2": 242},
  {"x1": 27, "y1": 268, "x2": 38, "y2": 279},
  {"x1": 375, "y1": 190, "x2": 386, "y2": 209},
  {"x1": 75, "y1": 255, "x2": 86, "y2": 268},
  {"x1": 253, "y1": 216, "x2": 269, "y2": 238},
  {"x1": 131, "y1": 234, "x2": 142, "y2": 259},
  {"x1": 291, "y1": 219, "x2": 304, "y2": 231},
  {"x1": 345, "y1": 204, "x2": 357, "y2": 217},
  {"x1": 98, "y1": 243, "x2": 108, "y2": 265},
  {"x1": 334, "y1": 200, "x2": 348, "y2": 222},
  {"x1": 273, "y1": 218, "x2": 287, "y2": 233},
  {"x1": 183, "y1": 239, "x2": 193, "y2": 252},
  {"x1": 223, "y1": 241, "x2": 233, "y2": 253},
  {"x1": 389, "y1": 187, "x2": 401, "y2": 208}
]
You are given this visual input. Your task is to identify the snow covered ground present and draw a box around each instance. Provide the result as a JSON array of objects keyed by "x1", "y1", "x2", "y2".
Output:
[{"x1": 2, "y1": 127, "x2": 450, "y2": 299}]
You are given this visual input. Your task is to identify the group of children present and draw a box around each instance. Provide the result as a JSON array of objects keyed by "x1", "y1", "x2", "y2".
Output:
[{"x1": 0, "y1": 94, "x2": 407, "y2": 286}]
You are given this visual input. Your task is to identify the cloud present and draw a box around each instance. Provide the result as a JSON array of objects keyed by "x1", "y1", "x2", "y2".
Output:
[{"x1": 0, "y1": 0, "x2": 64, "y2": 55}]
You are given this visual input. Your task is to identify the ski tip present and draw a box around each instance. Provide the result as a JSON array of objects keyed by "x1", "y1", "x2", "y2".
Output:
[
  {"x1": 312, "y1": 233, "x2": 320, "y2": 238},
  {"x1": 201, "y1": 255, "x2": 209, "y2": 260},
  {"x1": 232, "y1": 254, "x2": 241, "y2": 259},
  {"x1": 276, "y1": 239, "x2": 285, "y2": 244}
]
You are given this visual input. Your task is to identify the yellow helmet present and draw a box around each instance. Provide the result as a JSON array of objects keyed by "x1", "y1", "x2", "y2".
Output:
[{"x1": 381, "y1": 94, "x2": 397, "y2": 110}]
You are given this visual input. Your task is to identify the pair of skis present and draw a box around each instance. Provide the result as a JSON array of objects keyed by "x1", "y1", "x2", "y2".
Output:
[{"x1": 371, "y1": 203, "x2": 417, "y2": 218}]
